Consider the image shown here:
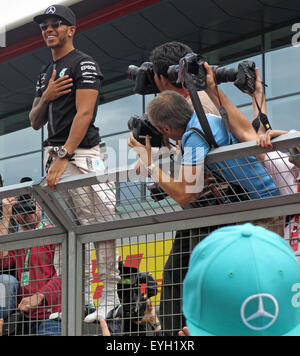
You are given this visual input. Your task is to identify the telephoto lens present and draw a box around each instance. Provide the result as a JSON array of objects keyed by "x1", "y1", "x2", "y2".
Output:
[
  {"x1": 127, "y1": 62, "x2": 159, "y2": 95},
  {"x1": 127, "y1": 65, "x2": 139, "y2": 81},
  {"x1": 212, "y1": 66, "x2": 238, "y2": 85}
]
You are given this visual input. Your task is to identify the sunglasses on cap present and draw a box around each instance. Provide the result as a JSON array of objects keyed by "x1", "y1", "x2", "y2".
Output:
[{"x1": 39, "y1": 19, "x2": 68, "y2": 31}]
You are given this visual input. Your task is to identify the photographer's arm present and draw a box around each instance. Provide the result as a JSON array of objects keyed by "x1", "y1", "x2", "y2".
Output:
[
  {"x1": 128, "y1": 135, "x2": 203, "y2": 207},
  {"x1": 151, "y1": 164, "x2": 202, "y2": 207},
  {"x1": 0, "y1": 198, "x2": 17, "y2": 259},
  {"x1": 204, "y1": 63, "x2": 258, "y2": 144},
  {"x1": 0, "y1": 198, "x2": 16, "y2": 237},
  {"x1": 145, "y1": 299, "x2": 162, "y2": 333},
  {"x1": 134, "y1": 298, "x2": 162, "y2": 333}
]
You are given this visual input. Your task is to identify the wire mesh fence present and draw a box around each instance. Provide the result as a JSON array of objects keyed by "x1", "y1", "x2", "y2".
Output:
[
  {"x1": 0, "y1": 132, "x2": 299, "y2": 335},
  {"x1": 0, "y1": 237, "x2": 64, "y2": 336}
]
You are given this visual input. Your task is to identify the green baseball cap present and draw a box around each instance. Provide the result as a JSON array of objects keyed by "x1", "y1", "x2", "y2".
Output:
[{"x1": 183, "y1": 223, "x2": 300, "y2": 336}]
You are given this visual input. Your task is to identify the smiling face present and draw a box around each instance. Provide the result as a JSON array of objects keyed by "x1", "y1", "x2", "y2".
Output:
[{"x1": 40, "y1": 17, "x2": 75, "y2": 49}]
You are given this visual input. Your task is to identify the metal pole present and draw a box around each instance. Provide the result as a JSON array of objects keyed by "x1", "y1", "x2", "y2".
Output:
[{"x1": 67, "y1": 231, "x2": 77, "y2": 336}]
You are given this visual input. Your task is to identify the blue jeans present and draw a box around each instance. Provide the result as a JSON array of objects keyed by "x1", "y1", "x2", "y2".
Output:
[
  {"x1": 0, "y1": 274, "x2": 19, "y2": 319},
  {"x1": 23, "y1": 319, "x2": 62, "y2": 336}
]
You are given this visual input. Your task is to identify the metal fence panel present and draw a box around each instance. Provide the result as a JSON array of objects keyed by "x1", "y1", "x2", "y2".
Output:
[{"x1": 0, "y1": 133, "x2": 299, "y2": 335}]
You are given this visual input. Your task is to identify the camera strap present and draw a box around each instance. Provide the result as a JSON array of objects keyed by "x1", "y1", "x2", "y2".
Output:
[
  {"x1": 254, "y1": 94, "x2": 272, "y2": 131},
  {"x1": 254, "y1": 95, "x2": 272, "y2": 131},
  {"x1": 183, "y1": 72, "x2": 219, "y2": 149},
  {"x1": 211, "y1": 71, "x2": 233, "y2": 145},
  {"x1": 188, "y1": 127, "x2": 213, "y2": 148}
]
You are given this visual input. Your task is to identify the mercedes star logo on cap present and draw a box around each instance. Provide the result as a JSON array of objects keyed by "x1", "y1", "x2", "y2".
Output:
[
  {"x1": 46, "y1": 6, "x2": 56, "y2": 15},
  {"x1": 241, "y1": 294, "x2": 279, "y2": 331}
]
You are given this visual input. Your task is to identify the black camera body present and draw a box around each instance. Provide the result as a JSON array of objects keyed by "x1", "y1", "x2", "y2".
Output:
[
  {"x1": 128, "y1": 113, "x2": 163, "y2": 148},
  {"x1": 167, "y1": 53, "x2": 208, "y2": 90},
  {"x1": 128, "y1": 62, "x2": 160, "y2": 95},
  {"x1": 12, "y1": 194, "x2": 36, "y2": 216},
  {"x1": 128, "y1": 54, "x2": 257, "y2": 95},
  {"x1": 117, "y1": 263, "x2": 158, "y2": 321},
  {"x1": 167, "y1": 52, "x2": 239, "y2": 90},
  {"x1": 167, "y1": 52, "x2": 257, "y2": 93}
]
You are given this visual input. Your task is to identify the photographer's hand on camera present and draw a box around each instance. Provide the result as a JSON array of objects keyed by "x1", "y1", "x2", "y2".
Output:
[
  {"x1": 128, "y1": 134, "x2": 153, "y2": 169},
  {"x1": 133, "y1": 297, "x2": 161, "y2": 331},
  {"x1": 0, "y1": 198, "x2": 18, "y2": 257},
  {"x1": 203, "y1": 62, "x2": 217, "y2": 96},
  {"x1": 133, "y1": 134, "x2": 172, "y2": 176},
  {"x1": 0, "y1": 197, "x2": 17, "y2": 236},
  {"x1": 203, "y1": 62, "x2": 260, "y2": 148},
  {"x1": 250, "y1": 68, "x2": 264, "y2": 99},
  {"x1": 129, "y1": 133, "x2": 202, "y2": 207},
  {"x1": 2, "y1": 197, "x2": 17, "y2": 218}
]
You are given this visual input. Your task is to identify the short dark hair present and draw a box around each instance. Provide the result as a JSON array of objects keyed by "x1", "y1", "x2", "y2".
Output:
[
  {"x1": 147, "y1": 90, "x2": 193, "y2": 130},
  {"x1": 150, "y1": 42, "x2": 193, "y2": 79}
]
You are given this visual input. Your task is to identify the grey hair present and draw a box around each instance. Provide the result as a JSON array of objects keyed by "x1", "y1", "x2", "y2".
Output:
[{"x1": 147, "y1": 91, "x2": 193, "y2": 130}]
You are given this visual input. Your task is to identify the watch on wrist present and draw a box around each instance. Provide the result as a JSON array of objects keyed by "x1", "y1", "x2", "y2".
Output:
[
  {"x1": 57, "y1": 147, "x2": 74, "y2": 161},
  {"x1": 151, "y1": 322, "x2": 161, "y2": 331}
]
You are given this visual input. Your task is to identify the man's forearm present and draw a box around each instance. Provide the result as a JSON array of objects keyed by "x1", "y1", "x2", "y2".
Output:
[
  {"x1": 0, "y1": 216, "x2": 11, "y2": 258},
  {"x1": 206, "y1": 87, "x2": 257, "y2": 142},
  {"x1": 252, "y1": 93, "x2": 267, "y2": 120},
  {"x1": 63, "y1": 88, "x2": 99, "y2": 154},
  {"x1": 29, "y1": 96, "x2": 49, "y2": 131},
  {"x1": 63, "y1": 112, "x2": 93, "y2": 154},
  {"x1": 151, "y1": 165, "x2": 200, "y2": 207},
  {"x1": 0, "y1": 216, "x2": 11, "y2": 236}
]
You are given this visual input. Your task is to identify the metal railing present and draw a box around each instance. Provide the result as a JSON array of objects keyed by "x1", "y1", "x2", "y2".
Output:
[{"x1": 0, "y1": 132, "x2": 299, "y2": 336}]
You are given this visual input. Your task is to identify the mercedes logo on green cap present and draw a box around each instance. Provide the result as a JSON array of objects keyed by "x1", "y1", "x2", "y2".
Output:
[{"x1": 241, "y1": 294, "x2": 279, "y2": 331}]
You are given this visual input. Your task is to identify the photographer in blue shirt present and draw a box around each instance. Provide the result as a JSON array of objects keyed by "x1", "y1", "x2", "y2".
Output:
[{"x1": 128, "y1": 62, "x2": 279, "y2": 207}]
